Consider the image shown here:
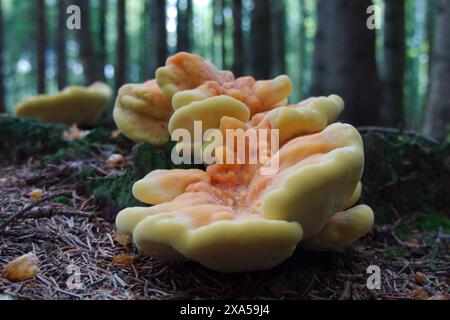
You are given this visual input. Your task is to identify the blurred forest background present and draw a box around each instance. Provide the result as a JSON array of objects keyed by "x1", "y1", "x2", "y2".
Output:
[{"x1": 0, "y1": 0, "x2": 449, "y2": 139}]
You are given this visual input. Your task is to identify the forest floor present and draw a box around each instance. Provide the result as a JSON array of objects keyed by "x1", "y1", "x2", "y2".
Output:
[{"x1": 0, "y1": 121, "x2": 449, "y2": 300}]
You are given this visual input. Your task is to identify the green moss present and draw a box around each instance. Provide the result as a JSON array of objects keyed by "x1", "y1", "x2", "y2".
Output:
[
  {"x1": 88, "y1": 170, "x2": 143, "y2": 209},
  {"x1": 43, "y1": 129, "x2": 134, "y2": 164},
  {"x1": 416, "y1": 213, "x2": 450, "y2": 233},
  {"x1": 0, "y1": 117, "x2": 67, "y2": 164},
  {"x1": 384, "y1": 246, "x2": 409, "y2": 259},
  {"x1": 53, "y1": 196, "x2": 72, "y2": 207},
  {"x1": 360, "y1": 130, "x2": 450, "y2": 226},
  {"x1": 87, "y1": 142, "x2": 205, "y2": 209}
]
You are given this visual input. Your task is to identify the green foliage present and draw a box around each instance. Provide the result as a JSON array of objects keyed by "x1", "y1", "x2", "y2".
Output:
[{"x1": 0, "y1": 117, "x2": 67, "y2": 164}]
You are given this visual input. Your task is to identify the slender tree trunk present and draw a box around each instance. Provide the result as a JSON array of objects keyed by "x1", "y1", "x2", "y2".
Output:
[
  {"x1": 423, "y1": 0, "x2": 450, "y2": 139},
  {"x1": 0, "y1": 0, "x2": 4, "y2": 113},
  {"x1": 75, "y1": 0, "x2": 96, "y2": 85},
  {"x1": 212, "y1": 0, "x2": 221, "y2": 66},
  {"x1": 37, "y1": 0, "x2": 46, "y2": 94},
  {"x1": 98, "y1": 0, "x2": 107, "y2": 81},
  {"x1": 272, "y1": 0, "x2": 286, "y2": 75},
  {"x1": 176, "y1": 0, "x2": 192, "y2": 52},
  {"x1": 310, "y1": 0, "x2": 380, "y2": 126},
  {"x1": 298, "y1": 0, "x2": 306, "y2": 97},
  {"x1": 116, "y1": 0, "x2": 126, "y2": 90},
  {"x1": 57, "y1": 0, "x2": 67, "y2": 90},
  {"x1": 221, "y1": 0, "x2": 227, "y2": 69},
  {"x1": 250, "y1": 0, "x2": 272, "y2": 79},
  {"x1": 423, "y1": 0, "x2": 438, "y2": 110},
  {"x1": 150, "y1": 0, "x2": 168, "y2": 75},
  {"x1": 381, "y1": 0, "x2": 406, "y2": 126},
  {"x1": 232, "y1": 0, "x2": 244, "y2": 77},
  {"x1": 141, "y1": 0, "x2": 152, "y2": 80}
]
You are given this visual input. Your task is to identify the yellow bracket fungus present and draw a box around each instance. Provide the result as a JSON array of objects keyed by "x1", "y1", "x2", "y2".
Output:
[
  {"x1": 15, "y1": 82, "x2": 112, "y2": 127},
  {"x1": 115, "y1": 53, "x2": 374, "y2": 273},
  {"x1": 113, "y1": 80, "x2": 173, "y2": 146},
  {"x1": 156, "y1": 52, "x2": 293, "y2": 114},
  {"x1": 117, "y1": 122, "x2": 374, "y2": 273}
]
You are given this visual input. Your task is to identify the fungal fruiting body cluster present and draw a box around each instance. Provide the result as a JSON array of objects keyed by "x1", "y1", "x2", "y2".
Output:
[
  {"x1": 114, "y1": 52, "x2": 374, "y2": 273},
  {"x1": 15, "y1": 82, "x2": 112, "y2": 127}
]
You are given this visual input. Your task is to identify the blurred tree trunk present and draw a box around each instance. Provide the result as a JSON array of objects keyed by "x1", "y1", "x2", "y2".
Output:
[
  {"x1": 37, "y1": 0, "x2": 46, "y2": 94},
  {"x1": 272, "y1": 0, "x2": 286, "y2": 75},
  {"x1": 423, "y1": 0, "x2": 450, "y2": 139},
  {"x1": 310, "y1": 0, "x2": 380, "y2": 126},
  {"x1": 141, "y1": 0, "x2": 152, "y2": 80},
  {"x1": 97, "y1": 0, "x2": 107, "y2": 81},
  {"x1": 0, "y1": 0, "x2": 4, "y2": 113},
  {"x1": 232, "y1": 0, "x2": 244, "y2": 77},
  {"x1": 424, "y1": 0, "x2": 438, "y2": 109},
  {"x1": 251, "y1": 0, "x2": 272, "y2": 79},
  {"x1": 116, "y1": 0, "x2": 126, "y2": 90},
  {"x1": 177, "y1": 0, "x2": 192, "y2": 52},
  {"x1": 381, "y1": 0, "x2": 405, "y2": 126},
  {"x1": 75, "y1": 0, "x2": 96, "y2": 85},
  {"x1": 150, "y1": 0, "x2": 168, "y2": 74},
  {"x1": 298, "y1": 0, "x2": 306, "y2": 97},
  {"x1": 221, "y1": 0, "x2": 226, "y2": 69},
  {"x1": 57, "y1": 0, "x2": 67, "y2": 90}
]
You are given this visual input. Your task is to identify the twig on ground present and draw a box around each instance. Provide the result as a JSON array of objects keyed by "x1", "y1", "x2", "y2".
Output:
[{"x1": 0, "y1": 190, "x2": 73, "y2": 231}]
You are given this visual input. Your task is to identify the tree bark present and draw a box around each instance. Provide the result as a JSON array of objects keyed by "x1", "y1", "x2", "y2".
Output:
[
  {"x1": 381, "y1": 0, "x2": 406, "y2": 126},
  {"x1": 37, "y1": 0, "x2": 46, "y2": 94},
  {"x1": 140, "y1": 0, "x2": 151, "y2": 80},
  {"x1": 221, "y1": 0, "x2": 227, "y2": 69},
  {"x1": 0, "y1": 0, "x2": 4, "y2": 113},
  {"x1": 250, "y1": 0, "x2": 272, "y2": 79},
  {"x1": 116, "y1": 0, "x2": 127, "y2": 90},
  {"x1": 176, "y1": 0, "x2": 192, "y2": 52},
  {"x1": 57, "y1": 0, "x2": 67, "y2": 90},
  {"x1": 97, "y1": 0, "x2": 107, "y2": 81},
  {"x1": 75, "y1": 0, "x2": 96, "y2": 85},
  {"x1": 150, "y1": 0, "x2": 168, "y2": 75},
  {"x1": 423, "y1": 0, "x2": 450, "y2": 139},
  {"x1": 310, "y1": 0, "x2": 380, "y2": 126},
  {"x1": 298, "y1": 0, "x2": 306, "y2": 97},
  {"x1": 272, "y1": 0, "x2": 286, "y2": 75},
  {"x1": 232, "y1": 0, "x2": 244, "y2": 77}
]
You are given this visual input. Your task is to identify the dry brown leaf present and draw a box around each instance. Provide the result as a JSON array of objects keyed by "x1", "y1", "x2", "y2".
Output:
[
  {"x1": 29, "y1": 189, "x2": 44, "y2": 200},
  {"x1": 113, "y1": 254, "x2": 134, "y2": 266},
  {"x1": 114, "y1": 232, "x2": 133, "y2": 246},
  {"x1": 409, "y1": 288, "x2": 430, "y2": 300},
  {"x1": 414, "y1": 272, "x2": 427, "y2": 285},
  {"x1": 106, "y1": 154, "x2": 126, "y2": 169},
  {"x1": 2, "y1": 253, "x2": 39, "y2": 282},
  {"x1": 63, "y1": 124, "x2": 90, "y2": 141}
]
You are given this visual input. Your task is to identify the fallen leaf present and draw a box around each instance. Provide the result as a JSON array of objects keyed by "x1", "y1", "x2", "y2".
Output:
[
  {"x1": 2, "y1": 253, "x2": 39, "y2": 282},
  {"x1": 414, "y1": 272, "x2": 427, "y2": 285},
  {"x1": 63, "y1": 124, "x2": 90, "y2": 141},
  {"x1": 113, "y1": 254, "x2": 134, "y2": 266},
  {"x1": 409, "y1": 288, "x2": 430, "y2": 300},
  {"x1": 106, "y1": 154, "x2": 126, "y2": 168},
  {"x1": 114, "y1": 232, "x2": 133, "y2": 246},
  {"x1": 29, "y1": 189, "x2": 44, "y2": 200}
]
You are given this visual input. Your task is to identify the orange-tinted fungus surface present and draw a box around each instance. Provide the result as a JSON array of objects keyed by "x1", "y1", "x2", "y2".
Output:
[{"x1": 157, "y1": 52, "x2": 292, "y2": 114}]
